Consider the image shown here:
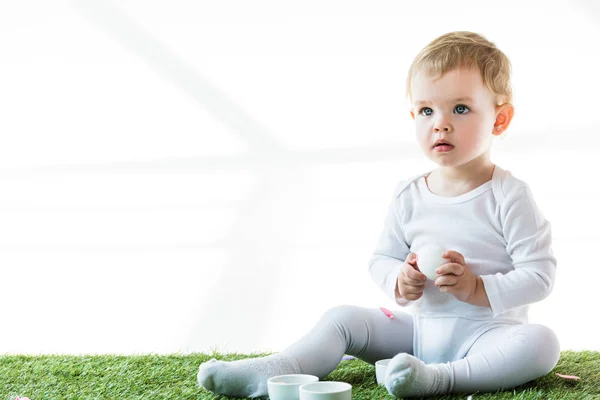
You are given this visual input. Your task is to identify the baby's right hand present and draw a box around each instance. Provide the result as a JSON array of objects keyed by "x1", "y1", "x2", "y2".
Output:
[{"x1": 397, "y1": 252, "x2": 427, "y2": 301}]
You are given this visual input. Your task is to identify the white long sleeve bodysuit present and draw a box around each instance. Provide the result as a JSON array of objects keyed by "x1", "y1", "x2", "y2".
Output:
[
  {"x1": 279, "y1": 165, "x2": 559, "y2": 394},
  {"x1": 369, "y1": 165, "x2": 557, "y2": 363}
]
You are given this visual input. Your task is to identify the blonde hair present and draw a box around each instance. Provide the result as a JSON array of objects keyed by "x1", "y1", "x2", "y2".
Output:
[{"x1": 406, "y1": 31, "x2": 513, "y2": 106}]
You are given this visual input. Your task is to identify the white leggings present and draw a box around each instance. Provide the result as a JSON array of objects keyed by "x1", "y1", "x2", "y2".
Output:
[{"x1": 281, "y1": 305, "x2": 560, "y2": 393}]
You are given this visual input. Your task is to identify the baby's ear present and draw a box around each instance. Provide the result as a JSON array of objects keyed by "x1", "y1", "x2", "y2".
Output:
[
  {"x1": 492, "y1": 104, "x2": 514, "y2": 135},
  {"x1": 409, "y1": 108, "x2": 416, "y2": 120},
  {"x1": 494, "y1": 103, "x2": 514, "y2": 127}
]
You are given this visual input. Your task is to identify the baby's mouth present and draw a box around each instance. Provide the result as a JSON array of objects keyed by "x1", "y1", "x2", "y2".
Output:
[{"x1": 433, "y1": 141, "x2": 454, "y2": 152}]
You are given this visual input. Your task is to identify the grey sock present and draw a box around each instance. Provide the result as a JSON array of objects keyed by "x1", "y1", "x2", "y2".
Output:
[
  {"x1": 385, "y1": 353, "x2": 452, "y2": 398},
  {"x1": 197, "y1": 353, "x2": 301, "y2": 398}
]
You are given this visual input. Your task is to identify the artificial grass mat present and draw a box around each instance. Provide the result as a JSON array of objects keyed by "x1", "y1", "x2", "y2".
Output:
[{"x1": 0, "y1": 351, "x2": 598, "y2": 399}]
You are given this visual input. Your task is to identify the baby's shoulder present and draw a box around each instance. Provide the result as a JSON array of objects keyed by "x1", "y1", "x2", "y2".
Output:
[
  {"x1": 492, "y1": 166, "x2": 534, "y2": 205},
  {"x1": 392, "y1": 173, "x2": 427, "y2": 200}
]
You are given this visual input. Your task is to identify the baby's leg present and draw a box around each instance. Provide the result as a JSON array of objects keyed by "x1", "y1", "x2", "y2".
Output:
[
  {"x1": 198, "y1": 305, "x2": 413, "y2": 398},
  {"x1": 451, "y1": 323, "x2": 560, "y2": 393},
  {"x1": 283, "y1": 305, "x2": 414, "y2": 376},
  {"x1": 384, "y1": 323, "x2": 560, "y2": 398}
]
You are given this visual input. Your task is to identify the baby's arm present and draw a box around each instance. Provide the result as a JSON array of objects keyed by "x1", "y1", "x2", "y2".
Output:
[
  {"x1": 481, "y1": 185, "x2": 556, "y2": 316},
  {"x1": 369, "y1": 187, "x2": 412, "y2": 306}
]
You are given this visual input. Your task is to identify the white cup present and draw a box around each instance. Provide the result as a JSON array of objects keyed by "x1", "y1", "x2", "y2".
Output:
[
  {"x1": 267, "y1": 374, "x2": 319, "y2": 400},
  {"x1": 375, "y1": 359, "x2": 392, "y2": 385},
  {"x1": 298, "y1": 381, "x2": 352, "y2": 400}
]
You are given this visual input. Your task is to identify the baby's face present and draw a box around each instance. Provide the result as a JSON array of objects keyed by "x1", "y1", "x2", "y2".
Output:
[{"x1": 410, "y1": 67, "x2": 499, "y2": 169}]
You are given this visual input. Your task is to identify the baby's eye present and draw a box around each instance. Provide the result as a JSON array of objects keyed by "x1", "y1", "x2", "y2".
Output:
[
  {"x1": 454, "y1": 105, "x2": 470, "y2": 114},
  {"x1": 419, "y1": 107, "x2": 433, "y2": 116}
]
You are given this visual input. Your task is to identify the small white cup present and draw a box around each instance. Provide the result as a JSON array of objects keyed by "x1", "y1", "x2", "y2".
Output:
[
  {"x1": 298, "y1": 381, "x2": 352, "y2": 400},
  {"x1": 267, "y1": 374, "x2": 319, "y2": 400},
  {"x1": 375, "y1": 358, "x2": 392, "y2": 385}
]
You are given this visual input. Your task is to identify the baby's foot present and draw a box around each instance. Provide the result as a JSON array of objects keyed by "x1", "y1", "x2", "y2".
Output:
[
  {"x1": 197, "y1": 353, "x2": 301, "y2": 398},
  {"x1": 385, "y1": 353, "x2": 451, "y2": 398}
]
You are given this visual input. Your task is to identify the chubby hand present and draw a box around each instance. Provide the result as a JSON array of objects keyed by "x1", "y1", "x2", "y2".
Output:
[
  {"x1": 434, "y1": 250, "x2": 477, "y2": 303},
  {"x1": 397, "y1": 252, "x2": 427, "y2": 301}
]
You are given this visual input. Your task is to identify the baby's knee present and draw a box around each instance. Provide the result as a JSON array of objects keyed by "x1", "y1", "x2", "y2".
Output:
[
  {"x1": 321, "y1": 305, "x2": 361, "y2": 325},
  {"x1": 318, "y1": 305, "x2": 368, "y2": 334},
  {"x1": 519, "y1": 324, "x2": 560, "y2": 375}
]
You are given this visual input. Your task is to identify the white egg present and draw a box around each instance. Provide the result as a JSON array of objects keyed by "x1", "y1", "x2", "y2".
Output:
[{"x1": 416, "y1": 244, "x2": 446, "y2": 281}]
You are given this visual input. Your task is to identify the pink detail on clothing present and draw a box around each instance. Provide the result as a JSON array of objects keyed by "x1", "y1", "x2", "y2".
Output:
[{"x1": 379, "y1": 307, "x2": 394, "y2": 319}]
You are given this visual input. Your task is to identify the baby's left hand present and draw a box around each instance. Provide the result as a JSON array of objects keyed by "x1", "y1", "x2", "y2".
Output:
[{"x1": 434, "y1": 250, "x2": 477, "y2": 303}]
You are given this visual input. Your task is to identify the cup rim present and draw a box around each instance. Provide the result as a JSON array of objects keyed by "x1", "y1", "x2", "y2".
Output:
[
  {"x1": 299, "y1": 381, "x2": 352, "y2": 393},
  {"x1": 267, "y1": 374, "x2": 319, "y2": 385},
  {"x1": 375, "y1": 358, "x2": 392, "y2": 366}
]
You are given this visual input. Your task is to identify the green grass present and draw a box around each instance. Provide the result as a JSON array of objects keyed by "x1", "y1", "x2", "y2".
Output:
[{"x1": 0, "y1": 351, "x2": 598, "y2": 399}]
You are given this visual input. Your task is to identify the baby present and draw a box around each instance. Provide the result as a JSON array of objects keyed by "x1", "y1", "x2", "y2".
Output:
[{"x1": 197, "y1": 31, "x2": 559, "y2": 398}]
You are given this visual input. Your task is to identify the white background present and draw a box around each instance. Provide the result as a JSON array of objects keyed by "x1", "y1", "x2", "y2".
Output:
[{"x1": 0, "y1": 0, "x2": 598, "y2": 355}]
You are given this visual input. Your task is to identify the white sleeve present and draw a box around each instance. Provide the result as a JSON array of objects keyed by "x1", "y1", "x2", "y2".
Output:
[
  {"x1": 368, "y1": 186, "x2": 412, "y2": 306},
  {"x1": 480, "y1": 185, "x2": 556, "y2": 316}
]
